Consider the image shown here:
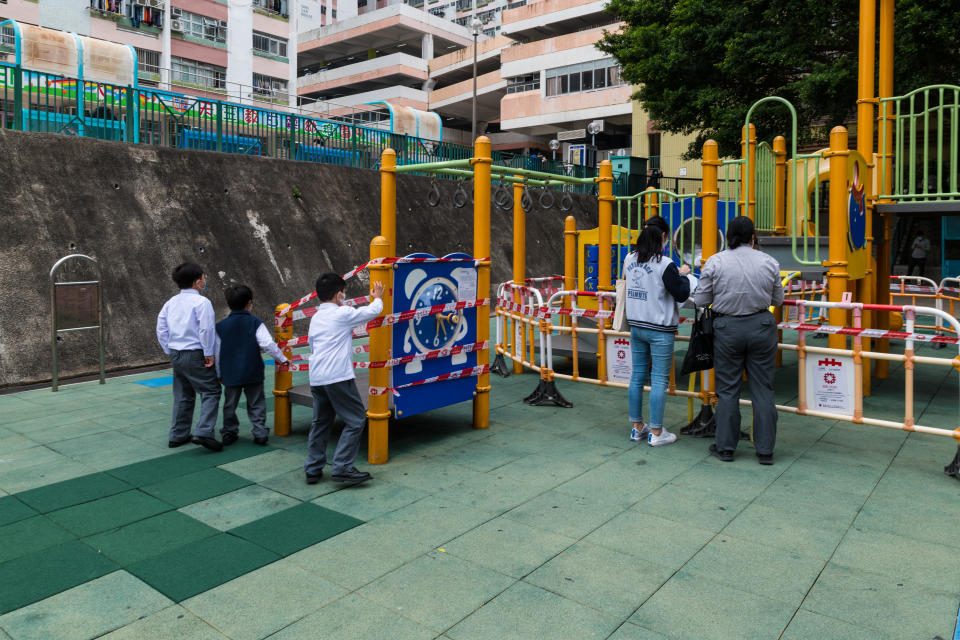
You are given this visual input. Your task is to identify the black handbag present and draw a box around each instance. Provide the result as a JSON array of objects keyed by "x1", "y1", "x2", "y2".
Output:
[{"x1": 680, "y1": 308, "x2": 714, "y2": 376}]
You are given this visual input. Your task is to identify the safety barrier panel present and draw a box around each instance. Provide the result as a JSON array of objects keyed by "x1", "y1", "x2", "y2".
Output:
[{"x1": 495, "y1": 278, "x2": 960, "y2": 445}]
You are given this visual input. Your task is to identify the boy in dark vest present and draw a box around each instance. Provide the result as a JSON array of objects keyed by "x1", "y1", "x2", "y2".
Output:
[{"x1": 215, "y1": 284, "x2": 289, "y2": 446}]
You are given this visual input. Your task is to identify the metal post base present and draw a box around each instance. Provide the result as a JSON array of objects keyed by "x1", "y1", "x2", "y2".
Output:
[
  {"x1": 523, "y1": 379, "x2": 573, "y2": 408},
  {"x1": 944, "y1": 446, "x2": 960, "y2": 480},
  {"x1": 491, "y1": 353, "x2": 511, "y2": 378},
  {"x1": 679, "y1": 404, "x2": 749, "y2": 440}
]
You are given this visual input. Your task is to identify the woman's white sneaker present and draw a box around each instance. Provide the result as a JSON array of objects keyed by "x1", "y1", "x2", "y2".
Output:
[
  {"x1": 630, "y1": 425, "x2": 650, "y2": 442},
  {"x1": 647, "y1": 429, "x2": 677, "y2": 447}
]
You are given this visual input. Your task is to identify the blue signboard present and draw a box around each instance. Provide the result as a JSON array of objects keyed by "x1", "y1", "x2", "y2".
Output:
[{"x1": 391, "y1": 253, "x2": 478, "y2": 419}]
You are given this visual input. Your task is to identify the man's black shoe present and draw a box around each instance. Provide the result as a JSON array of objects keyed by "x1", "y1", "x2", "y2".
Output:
[
  {"x1": 254, "y1": 436, "x2": 269, "y2": 446},
  {"x1": 709, "y1": 444, "x2": 734, "y2": 462},
  {"x1": 332, "y1": 468, "x2": 372, "y2": 484},
  {"x1": 222, "y1": 432, "x2": 239, "y2": 446},
  {"x1": 192, "y1": 436, "x2": 224, "y2": 452},
  {"x1": 757, "y1": 453, "x2": 774, "y2": 465},
  {"x1": 168, "y1": 437, "x2": 192, "y2": 448},
  {"x1": 306, "y1": 471, "x2": 323, "y2": 485}
]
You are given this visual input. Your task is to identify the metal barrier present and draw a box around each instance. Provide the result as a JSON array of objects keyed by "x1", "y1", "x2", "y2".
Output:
[
  {"x1": 50, "y1": 254, "x2": 104, "y2": 392},
  {"x1": 495, "y1": 278, "x2": 960, "y2": 445}
]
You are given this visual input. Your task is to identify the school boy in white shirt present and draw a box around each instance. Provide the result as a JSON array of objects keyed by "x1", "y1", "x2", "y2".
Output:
[
  {"x1": 303, "y1": 273, "x2": 384, "y2": 485},
  {"x1": 156, "y1": 262, "x2": 223, "y2": 452}
]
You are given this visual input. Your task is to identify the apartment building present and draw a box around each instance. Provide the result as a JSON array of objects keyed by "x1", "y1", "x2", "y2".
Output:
[
  {"x1": 297, "y1": 3, "x2": 473, "y2": 115},
  {"x1": 0, "y1": 0, "x2": 298, "y2": 107}
]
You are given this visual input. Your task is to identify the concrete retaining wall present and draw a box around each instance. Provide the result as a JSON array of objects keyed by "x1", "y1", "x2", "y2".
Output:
[{"x1": 0, "y1": 128, "x2": 600, "y2": 387}]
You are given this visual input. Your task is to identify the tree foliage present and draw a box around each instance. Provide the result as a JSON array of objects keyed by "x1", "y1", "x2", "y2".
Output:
[{"x1": 598, "y1": 0, "x2": 960, "y2": 158}]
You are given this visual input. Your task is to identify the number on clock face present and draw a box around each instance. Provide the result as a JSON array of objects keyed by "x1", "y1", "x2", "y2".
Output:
[{"x1": 410, "y1": 277, "x2": 459, "y2": 353}]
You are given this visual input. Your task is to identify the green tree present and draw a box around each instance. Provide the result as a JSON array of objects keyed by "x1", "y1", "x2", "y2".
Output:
[{"x1": 598, "y1": 0, "x2": 960, "y2": 158}]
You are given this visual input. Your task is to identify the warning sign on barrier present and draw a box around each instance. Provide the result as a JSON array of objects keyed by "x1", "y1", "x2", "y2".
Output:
[
  {"x1": 606, "y1": 336, "x2": 632, "y2": 385},
  {"x1": 805, "y1": 355, "x2": 854, "y2": 416}
]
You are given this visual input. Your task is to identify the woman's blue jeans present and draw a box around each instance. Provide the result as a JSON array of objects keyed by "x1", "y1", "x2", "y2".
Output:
[{"x1": 628, "y1": 326, "x2": 676, "y2": 429}]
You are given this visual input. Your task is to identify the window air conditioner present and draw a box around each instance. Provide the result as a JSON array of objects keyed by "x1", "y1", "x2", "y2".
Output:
[{"x1": 170, "y1": 19, "x2": 184, "y2": 31}]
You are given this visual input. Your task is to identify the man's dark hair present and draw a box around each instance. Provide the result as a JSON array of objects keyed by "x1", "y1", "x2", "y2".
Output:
[
  {"x1": 316, "y1": 273, "x2": 346, "y2": 302},
  {"x1": 727, "y1": 216, "x2": 755, "y2": 250},
  {"x1": 172, "y1": 262, "x2": 204, "y2": 289},
  {"x1": 225, "y1": 284, "x2": 253, "y2": 311}
]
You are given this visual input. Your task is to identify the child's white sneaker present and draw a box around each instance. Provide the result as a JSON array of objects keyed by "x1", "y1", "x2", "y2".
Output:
[
  {"x1": 647, "y1": 429, "x2": 677, "y2": 447},
  {"x1": 629, "y1": 424, "x2": 649, "y2": 442}
]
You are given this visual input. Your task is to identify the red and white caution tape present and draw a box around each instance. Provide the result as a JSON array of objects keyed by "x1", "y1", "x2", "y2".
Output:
[
  {"x1": 284, "y1": 257, "x2": 485, "y2": 314},
  {"x1": 354, "y1": 340, "x2": 488, "y2": 369},
  {"x1": 278, "y1": 295, "x2": 374, "y2": 326},
  {"x1": 361, "y1": 298, "x2": 489, "y2": 331},
  {"x1": 369, "y1": 364, "x2": 490, "y2": 397},
  {"x1": 777, "y1": 322, "x2": 959, "y2": 344},
  {"x1": 277, "y1": 335, "x2": 309, "y2": 349}
]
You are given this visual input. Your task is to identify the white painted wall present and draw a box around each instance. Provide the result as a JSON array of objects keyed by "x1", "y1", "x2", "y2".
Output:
[
  {"x1": 39, "y1": 0, "x2": 90, "y2": 35},
  {"x1": 288, "y1": 0, "x2": 299, "y2": 107},
  {"x1": 299, "y1": 0, "x2": 324, "y2": 32},
  {"x1": 227, "y1": 0, "x2": 255, "y2": 102}
]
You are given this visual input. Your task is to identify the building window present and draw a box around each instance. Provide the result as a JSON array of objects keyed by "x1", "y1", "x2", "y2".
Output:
[
  {"x1": 0, "y1": 24, "x2": 14, "y2": 48},
  {"x1": 253, "y1": 73, "x2": 288, "y2": 97},
  {"x1": 253, "y1": 31, "x2": 288, "y2": 57},
  {"x1": 331, "y1": 9, "x2": 336, "y2": 18},
  {"x1": 506, "y1": 74, "x2": 539, "y2": 94},
  {"x1": 252, "y1": 0, "x2": 288, "y2": 15},
  {"x1": 172, "y1": 8, "x2": 227, "y2": 44},
  {"x1": 135, "y1": 47, "x2": 161, "y2": 76},
  {"x1": 358, "y1": 0, "x2": 367, "y2": 7},
  {"x1": 171, "y1": 57, "x2": 226, "y2": 90},
  {"x1": 545, "y1": 58, "x2": 625, "y2": 97}
]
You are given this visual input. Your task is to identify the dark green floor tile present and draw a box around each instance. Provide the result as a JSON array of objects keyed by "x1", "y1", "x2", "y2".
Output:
[
  {"x1": 46, "y1": 490, "x2": 173, "y2": 537},
  {"x1": 0, "y1": 540, "x2": 119, "y2": 614},
  {"x1": 106, "y1": 443, "x2": 274, "y2": 487},
  {"x1": 141, "y1": 468, "x2": 253, "y2": 508},
  {"x1": 83, "y1": 511, "x2": 220, "y2": 566},
  {"x1": 15, "y1": 471, "x2": 133, "y2": 513},
  {"x1": 228, "y1": 503, "x2": 364, "y2": 556},
  {"x1": 0, "y1": 496, "x2": 37, "y2": 527},
  {"x1": 0, "y1": 515, "x2": 74, "y2": 563},
  {"x1": 105, "y1": 453, "x2": 225, "y2": 487},
  {"x1": 126, "y1": 532, "x2": 280, "y2": 602}
]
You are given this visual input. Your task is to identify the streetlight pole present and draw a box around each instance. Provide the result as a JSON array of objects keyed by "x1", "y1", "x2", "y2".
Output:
[{"x1": 471, "y1": 15, "x2": 481, "y2": 143}]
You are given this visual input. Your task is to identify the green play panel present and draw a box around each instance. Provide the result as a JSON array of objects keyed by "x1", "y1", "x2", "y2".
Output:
[{"x1": 0, "y1": 446, "x2": 364, "y2": 615}]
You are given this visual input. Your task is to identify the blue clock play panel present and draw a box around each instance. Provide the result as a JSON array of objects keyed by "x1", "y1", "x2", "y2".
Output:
[{"x1": 392, "y1": 253, "x2": 479, "y2": 419}]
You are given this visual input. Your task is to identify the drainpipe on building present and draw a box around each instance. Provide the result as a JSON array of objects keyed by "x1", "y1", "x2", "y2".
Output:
[{"x1": 160, "y1": 0, "x2": 171, "y2": 90}]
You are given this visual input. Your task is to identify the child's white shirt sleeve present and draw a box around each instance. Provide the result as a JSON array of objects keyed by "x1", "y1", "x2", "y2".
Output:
[
  {"x1": 156, "y1": 301, "x2": 171, "y2": 354},
  {"x1": 255, "y1": 323, "x2": 288, "y2": 363}
]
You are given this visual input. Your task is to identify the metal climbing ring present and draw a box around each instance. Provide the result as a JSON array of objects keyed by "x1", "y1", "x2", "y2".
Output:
[
  {"x1": 427, "y1": 178, "x2": 441, "y2": 207},
  {"x1": 521, "y1": 184, "x2": 534, "y2": 212},
  {"x1": 539, "y1": 181, "x2": 555, "y2": 209},
  {"x1": 559, "y1": 185, "x2": 574, "y2": 211},
  {"x1": 494, "y1": 181, "x2": 511, "y2": 208},
  {"x1": 453, "y1": 180, "x2": 469, "y2": 208}
]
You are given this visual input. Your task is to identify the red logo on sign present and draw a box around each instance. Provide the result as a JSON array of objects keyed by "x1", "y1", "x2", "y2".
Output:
[
  {"x1": 818, "y1": 358, "x2": 843, "y2": 367},
  {"x1": 823, "y1": 373, "x2": 836, "y2": 384},
  {"x1": 617, "y1": 350, "x2": 626, "y2": 359}
]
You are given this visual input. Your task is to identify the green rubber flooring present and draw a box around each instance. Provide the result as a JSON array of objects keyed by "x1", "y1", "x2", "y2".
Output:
[
  {"x1": 0, "y1": 433, "x2": 363, "y2": 617},
  {"x1": 0, "y1": 343, "x2": 958, "y2": 639}
]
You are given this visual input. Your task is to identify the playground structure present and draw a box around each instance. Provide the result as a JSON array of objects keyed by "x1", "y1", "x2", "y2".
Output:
[
  {"x1": 271, "y1": 137, "x2": 597, "y2": 464},
  {"x1": 494, "y1": 0, "x2": 960, "y2": 475},
  {"x1": 267, "y1": 0, "x2": 960, "y2": 474}
]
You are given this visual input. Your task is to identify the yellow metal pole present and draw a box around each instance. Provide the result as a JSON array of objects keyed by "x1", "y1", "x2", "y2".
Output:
[
  {"x1": 473, "y1": 136, "x2": 492, "y2": 429},
  {"x1": 858, "y1": 0, "x2": 876, "y2": 396},
  {"x1": 643, "y1": 186, "x2": 659, "y2": 220},
  {"x1": 701, "y1": 141, "x2": 720, "y2": 400},
  {"x1": 380, "y1": 148, "x2": 397, "y2": 255},
  {"x1": 512, "y1": 177, "x2": 526, "y2": 375},
  {"x1": 272, "y1": 303, "x2": 293, "y2": 437},
  {"x1": 826, "y1": 127, "x2": 850, "y2": 351},
  {"x1": 740, "y1": 124, "x2": 757, "y2": 220},
  {"x1": 564, "y1": 215, "x2": 579, "y2": 380},
  {"x1": 367, "y1": 235, "x2": 392, "y2": 464},
  {"x1": 773, "y1": 135, "x2": 787, "y2": 235},
  {"x1": 875, "y1": 0, "x2": 894, "y2": 379},
  {"x1": 597, "y1": 161, "x2": 614, "y2": 383}
]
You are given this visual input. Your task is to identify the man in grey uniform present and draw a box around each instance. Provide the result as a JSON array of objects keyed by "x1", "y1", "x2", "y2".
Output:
[{"x1": 694, "y1": 216, "x2": 783, "y2": 464}]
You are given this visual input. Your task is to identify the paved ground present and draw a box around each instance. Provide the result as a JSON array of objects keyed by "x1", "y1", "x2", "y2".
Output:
[{"x1": 0, "y1": 348, "x2": 958, "y2": 639}]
